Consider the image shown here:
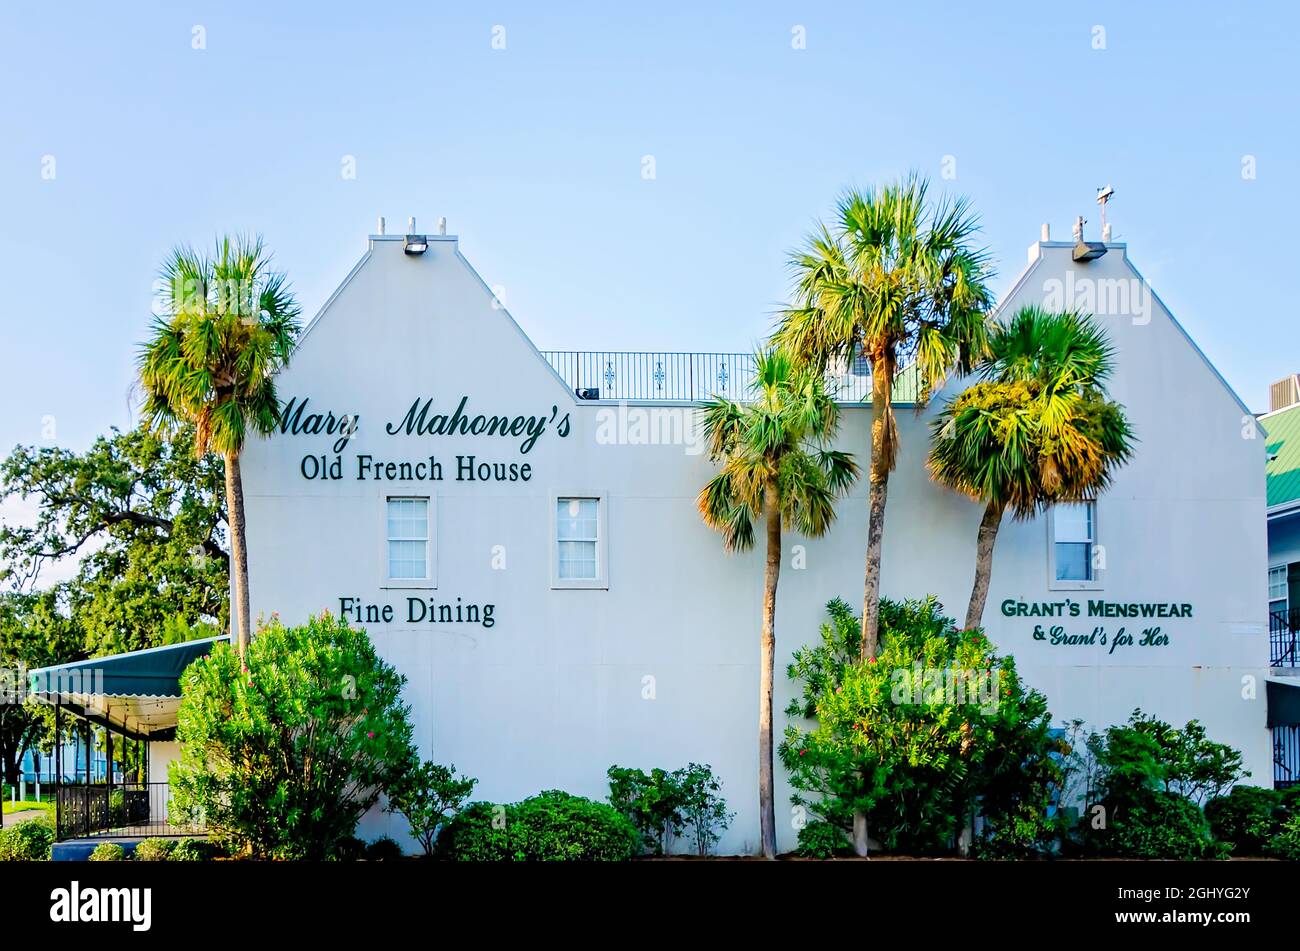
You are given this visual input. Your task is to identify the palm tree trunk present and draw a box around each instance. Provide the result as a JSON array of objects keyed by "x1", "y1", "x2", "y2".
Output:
[
  {"x1": 964, "y1": 501, "x2": 1005, "y2": 631},
  {"x1": 759, "y1": 480, "x2": 781, "y2": 859},
  {"x1": 855, "y1": 359, "x2": 893, "y2": 858},
  {"x1": 861, "y1": 363, "x2": 891, "y2": 660},
  {"x1": 224, "y1": 449, "x2": 252, "y2": 657}
]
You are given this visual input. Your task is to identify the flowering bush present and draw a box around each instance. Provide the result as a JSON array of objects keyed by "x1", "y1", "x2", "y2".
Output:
[{"x1": 169, "y1": 613, "x2": 414, "y2": 859}]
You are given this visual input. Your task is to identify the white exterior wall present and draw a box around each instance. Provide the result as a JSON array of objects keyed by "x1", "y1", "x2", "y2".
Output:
[{"x1": 240, "y1": 233, "x2": 1270, "y2": 854}]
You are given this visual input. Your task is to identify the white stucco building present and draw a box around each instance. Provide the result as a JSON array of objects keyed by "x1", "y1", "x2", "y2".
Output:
[{"x1": 235, "y1": 220, "x2": 1274, "y2": 854}]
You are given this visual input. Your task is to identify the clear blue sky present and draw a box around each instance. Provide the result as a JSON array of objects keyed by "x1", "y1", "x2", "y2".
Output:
[{"x1": 2, "y1": 1, "x2": 1297, "y2": 455}]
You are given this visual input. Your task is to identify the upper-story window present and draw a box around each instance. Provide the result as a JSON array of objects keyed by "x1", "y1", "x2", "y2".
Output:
[
  {"x1": 1052, "y1": 501, "x2": 1096, "y2": 584},
  {"x1": 1270, "y1": 565, "x2": 1289, "y2": 616},
  {"x1": 553, "y1": 495, "x2": 608, "y2": 589},
  {"x1": 557, "y1": 498, "x2": 598, "y2": 580},
  {"x1": 387, "y1": 497, "x2": 431, "y2": 582}
]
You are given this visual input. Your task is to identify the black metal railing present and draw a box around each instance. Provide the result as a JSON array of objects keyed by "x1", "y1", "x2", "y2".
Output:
[
  {"x1": 1274, "y1": 725, "x2": 1300, "y2": 790},
  {"x1": 55, "y1": 782, "x2": 197, "y2": 840},
  {"x1": 541, "y1": 351, "x2": 877, "y2": 403},
  {"x1": 1270, "y1": 608, "x2": 1300, "y2": 667}
]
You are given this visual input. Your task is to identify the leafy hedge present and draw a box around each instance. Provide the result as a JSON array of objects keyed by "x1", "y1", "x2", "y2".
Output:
[
  {"x1": 1106, "y1": 790, "x2": 1225, "y2": 859},
  {"x1": 133, "y1": 838, "x2": 177, "y2": 862},
  {"x1": 435, "y1": 790, "x2": 638, "y2": 861},
  {"x1": 0, "y1": 819, "x2": 55, "y2": 861},
  {"x1": 88, "y1": 842, "x2": 126, "y2": 862},
  {"x1": 1205, "y1": 785, "x2": 1300, "y2": 858},
  {"x1": 796, "y1": 821, "x2": 851, "y2": 858}
]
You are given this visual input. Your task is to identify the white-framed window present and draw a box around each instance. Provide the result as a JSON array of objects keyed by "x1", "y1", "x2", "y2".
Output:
[
  {"x1": 1048, "y1": 501, "x2": 1099, "y2": 589},
  {"x1": 1270, "y1": 565, "x2": 1289, "y2": 616},
  {"x1": 385, "y1": 497, "x2": 434, "y2": 585},
  {"x1": 552, "y1": 494, "x2": 608, "y2": 589}
]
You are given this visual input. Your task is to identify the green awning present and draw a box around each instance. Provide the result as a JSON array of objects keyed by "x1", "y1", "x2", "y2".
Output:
[
  {"x1": 1267, "y1": 678, "x2": 1300, "y2": 728},
  {"x1": 27, "y1": 636, "x2": 227, "y2": 737}
]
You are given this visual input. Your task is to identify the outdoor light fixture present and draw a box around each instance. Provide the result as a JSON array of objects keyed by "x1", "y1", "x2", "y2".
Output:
[
  {"x1": 404, "y1": 216, "x2": 429, "y2": 255},
  {"x1": 1071, "y1": 214, "x2": 1107, "y2": 263}
]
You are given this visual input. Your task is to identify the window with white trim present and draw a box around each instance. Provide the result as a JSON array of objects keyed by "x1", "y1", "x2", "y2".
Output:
[
  {"x1": 556, "y1": 498, "x2": 599, "y2": 581},
  {"x1": 1270, "y1": 565, "x2": 1288, "y2": 616},
  {"x1": 1053, "y1": 501, "x2": 1095, "y2": 582},
  {"x1": 386, "y1": 497, "x2": 430, "y2": 581}
]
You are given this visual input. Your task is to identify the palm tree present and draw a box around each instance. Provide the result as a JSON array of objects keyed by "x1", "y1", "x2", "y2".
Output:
[
  {"x1": 139, "y1": 236, "x2": 301, "y2": 656},
  {"x1": 698, "y1": 349, "x2": 858, "y2": 858},
  {"x1": 775, "y1": 176, "x2": 993, "y2": 661},
  {"x1": 928, "y1": 306, "x2": 1134, "y2": 629}
]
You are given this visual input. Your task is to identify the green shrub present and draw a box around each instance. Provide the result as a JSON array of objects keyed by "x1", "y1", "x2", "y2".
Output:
[
  {"x1": 607, "y1": 766, "x2": 685, "y2": 854},
  {"x1": 89, "y1": 842, "x2": 126, "y2": 862},
  {"x1": 0, "y1": 819, "x2": 55, "y2": 861},
  {"x1": 675, "y1": 763, "x2": 734, "y2": 856},
  {"x1": 1072, "y1": 709, "x2": 1247, "y2": 859},
  {"x1": 781, "y1": 597, "x2": 1059, "y2": 855},
  {"x1": 108, "y1": 790, "x2": 125, "y2": 827},
  {"x1": 364, "y1": 836, "x2": 405, "y2": 861},
  {"x1": 608, "y1": 763, "x2": 734, "y2": 856},
  {"x1": 1091, "y1": 710, "x2": 1246, "y2": 808},
  {"x1": 512, "y1": 790, "x2": 639, "y2": 861},
  {"x1": 436, "y1": 791, "x2": 638, "y2": 861},
  {"x1": 169, "y1": 613, "x2": 415, "y2": 860},
  {"x1": 1271, "y1": 812, "x2": 1300, "y2": 860},
  {"x1": 132, "y1": 838, "x2": 176, "y2": 862},
  {"x1": 1205, "y1": 785, "x2": 1285, "y2": 854},
  {"x1": 170, "y1": 837, "x2": 219, "y2": 862},
  {"x1": 385, "y1": 760, "x2": 476, "y2": 856},
  {"x1": 1106, "y1": 790, "x2": 1224, "y2": 860},
  {"x1": 434, "y1": 802, "x2": 509, "y2": 861},
  {"x1": 797, "y1": 821, "x2": 850, "y2": 858}
]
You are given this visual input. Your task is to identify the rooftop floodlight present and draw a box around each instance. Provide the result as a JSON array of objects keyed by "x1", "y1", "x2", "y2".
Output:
[{"x1": 404, "y1": 216, "x2": 428, "y2": 255}]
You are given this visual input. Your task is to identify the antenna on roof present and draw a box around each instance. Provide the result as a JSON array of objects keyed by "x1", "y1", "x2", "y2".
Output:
[{"x1": 1097, "y1": 185, "x2": 1115, "y2": 241}]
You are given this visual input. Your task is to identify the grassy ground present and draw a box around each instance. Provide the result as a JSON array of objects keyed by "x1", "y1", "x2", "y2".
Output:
[
  {"x1": 2, "y1": 787, "x2": 56, "y2": 824},
  {"x1": 3, "y1": 801, "x2": 54, "y2": 822}
]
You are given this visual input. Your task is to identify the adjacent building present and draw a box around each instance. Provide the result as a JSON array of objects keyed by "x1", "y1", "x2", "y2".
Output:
[{"x1": 1264, "y1": 375, "x2": 1300, "y2": 786}]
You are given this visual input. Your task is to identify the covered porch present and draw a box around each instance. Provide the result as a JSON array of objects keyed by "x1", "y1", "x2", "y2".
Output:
[{"x1": 27, "y1": 635, "x2": 225, "y2": 841}]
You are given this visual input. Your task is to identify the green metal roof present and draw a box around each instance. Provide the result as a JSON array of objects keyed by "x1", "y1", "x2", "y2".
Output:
[{"x1": 1266, "y1": 402, "x2": 1300, "y2": 508}]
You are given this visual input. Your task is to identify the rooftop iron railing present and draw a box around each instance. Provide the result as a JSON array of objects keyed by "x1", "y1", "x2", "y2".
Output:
[{"x1": 540, "y1": 351, "x2": 887, "y2": 403}]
